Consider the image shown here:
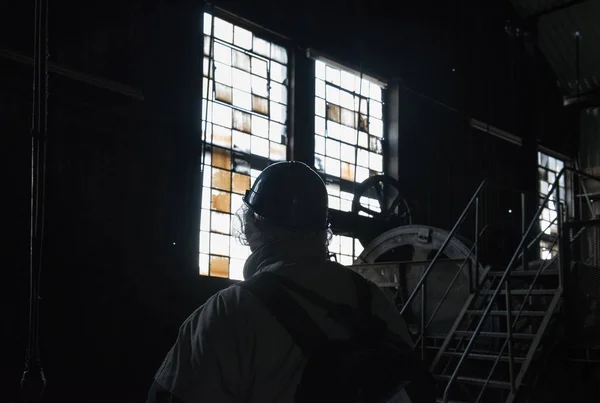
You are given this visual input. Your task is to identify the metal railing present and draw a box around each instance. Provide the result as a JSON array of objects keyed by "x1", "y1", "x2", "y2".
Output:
[{"x1": 442, "y1": 167, "x2": 600, "y2": 403}]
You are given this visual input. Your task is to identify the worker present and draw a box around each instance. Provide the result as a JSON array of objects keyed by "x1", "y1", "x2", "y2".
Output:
[{"x1": 148, "y1": 161, "x2": 435, "y2": 403}]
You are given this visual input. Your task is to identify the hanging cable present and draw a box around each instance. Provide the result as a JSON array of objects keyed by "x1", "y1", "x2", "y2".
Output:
[{"x1": 22, "y1": 0, "x2": 49, "y2": 401}]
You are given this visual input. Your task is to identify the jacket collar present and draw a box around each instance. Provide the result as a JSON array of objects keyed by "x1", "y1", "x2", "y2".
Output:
[{"x1": 243, "y1": 239, "x2": 328, "y2": 280}]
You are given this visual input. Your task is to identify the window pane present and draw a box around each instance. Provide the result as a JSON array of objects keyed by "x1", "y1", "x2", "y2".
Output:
[
  {"x1": 232, "y1": 49, "x2": 251, "y2": 72},
  {"x1": 315, "y1": 135, "x2": 325, "y2": 155},
  {"x1": 232, "y1": 69, "x2": 252, "y2": 92},
  {"x1": 252, "y1": 115, "x2": 269, "y2": 138},
  {"x1": 234, "y1": 26, "x2": 252, "y2": 49},
  {"x1": 214, "y1": 17, "x2": 233, "y2": 43},
  {"x1": 270, "y1": 43, "x2": 288, "y2": 64},
  {"x1": 315, "y1": 60, "x2": 326, "y2": 79},
  {"x1": 270, "y1": 142, "x2": 286, "y2": 161},
  {"x1": 252, "y1": 57, "x2": 268, "y2": 77},
  {"x1": 270, "y1": 61, "x2": 287, "y2": 83},
  {"x1": 232, "y1": 173, "x2": 250, "y2": 194},
  {"x1": 210, "y1": 233, "x2": 230, "y2": 256},
  {"x1": 253, "y1": 36, "x2": 270, "y2": 57},
  {"x1": 212, "y1": 168, "x2": 231, "y2": 191},
  {"x1": 199, "y1": 253, "x2": 209, "y2": 275},
  {"x1": 315, "y1": 97, "x2": 326, "y2": 117},
  {"x1": 210, "y1": 255, "x2": 229, "y2": 277},
  {"x1": 211, "y1": 211, "x2": 230, "y2": 234}
]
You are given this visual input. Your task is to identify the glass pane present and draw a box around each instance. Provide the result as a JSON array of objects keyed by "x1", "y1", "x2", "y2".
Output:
[
  {"x1": 204, "y1": 35, "x2": 212, "y2": 56},
  {"x1": 200, "y1": 208, "x2": 210, "y2": 231},
  {"x1": 370, "y1": 118, "x2": 383, "y2": 137},
  {"x1": 211, "y1": 189, "x2": 231, "y2": 213},
  {"x1": 234, "y1": 26, "x2": 252, "y2": 49},
  {"x1": 540, "y1": 180, "x2": 548, "y2": 195},
  {"x1": 340, "y1": 90, "x2": 354, "y2": 110},
  {"x1": 232, "y1": 49, "x2": 250, "y2": 72},
  {"x1": 315, "y1": 60, "x2": 326, "y2": 79},
  {"x1": 215, "y1": 82, "x2": 233, "y2": 103},
  {"x1": 199, "y1": 253, "x2": 209, "y2": 275},
  {"x1": 213, "y1": 17, "x2": 233, "y2": 43},
  {"x1": 203, "y1": 58, "x2": 212, "y2": 77},
  {"x1": 251, "y1": 136, "x2": 269, "y2": 158},
  {"x1": 233, "y1": 110, "x2": 252, "y2": 133},
  {"x1": 340, "y1": 198, "x2": 352, "y2": 212},
  {"x1": 212, "y1": 168, "x2": 231, "y2": 191},
  {"x1": 270, "y1": 102, "x2": 286, "y2": 123},
  {"x1": 200, "y1": 230, "x2": 211, "y2": 255},
  {"x1": 270, "y1": 43, "x2": 288, "y2": 64},
  {"x1": 253, "y1": 36, "x2": 270, "y2": 57},
  {"x1": 252, "y1": 95, "x2": 269, "y2": 115},
  {"x1": 354, "y1": 239, "x2": 364, "y2": 257},
  {"x1": 326, "y1": 138, "x2": 340, "y2": 159},
  {"x1": 370, "y1": 152, "x2": 383, "y2": 172},
  {"x1": 356, "y1": 77, "x2": 370, "y2": 97},
  {"x1": 213, "y1": 103, "x2": 232, "y2": 128},
  {"x1": 370, "y1": 99, "x2": 383, "y2": 119},
  {"x1": 232, "y1": 89, "x2": 252, "y2": 111},
  {"x1": 327, "y1": 103, "x2": 341, "y2": 123},
  {"x1": 325, "y1": 157, "x2": 340, "y2": 177},
  {"x1": 232, "y1": 69, "x2": 252, "y2": 92},
  {"x1": 370, "y1": 83, "x2": 382, "y2": 101},
  {"x1": 356, "y1": 166, "x2": 369, "y2": 182},
  {"x1": 232, "y1": 130, "x2": 251, "y2": 153},
  {"x1": 340, "y1": 70, "x2": 355, "y2": 91},
  {"x1": 203, "y1": 13, "x2": 212, "y2": 35},
  {"x1": 231, "y1": 193, "x2": 244, "y2": 213},
  {"x1": 341, "y1": 108, "x2": 355, "y2": 128},
  {"x1": 325, "y1": 85, "x2": 340, "y2": 104},
  {"x1": 329, "y1": 235, "x2": 340, "y2": 254},
  {"x1": 315, "y1": 79, "x2": 325, "y2": 98},
  {"x1": 251, "y1": 115, "x2": 268, "y2": 138},
  {"x1": 210, "y1": 255, "x2": 229, "y2": 278},
  {"x1": 232, "y1": 173, "x2": 250, "y2": 194},
  {"x1": 341, "y1": 143, "x2": 356, "y2": 163},
  {"x1": 315, "y1": 154, "x2": 324, "y2": 172},
  {"x1": 270, "y1": 82, "x2": 287, "y2": 104},
  {"x1": 556, "y1": 159, "x2": 564, "y2": 172},
  {"x1": 213, "y1": 42, "x2": 231, "y2": 65},
  {"x1": 329, "y1": 195, "x2": 341, "y2": 210},
  {"x1": 540, "y1": 153, "x2": 549, "y2": 168},
  {"x1": 327, "y1": 121, "x2": 341, "y2": 140},
  {"x1": 211, "y1": 211, "x2": 230, "y2": 234},
  {"x1": 270, "y1": 142, "x2": 286, "y2": 161},
  {"x1": 270, "y1": 61, "x2": 287, "y2": 83},
  {"x1": 341, "y1": 162, "x2": 355, "y2": 181},
  {"x1": 326, "y1": 66, "x2": 341, "y2": 86},
  {"x1": 252, "y1": 58, "x2": 268, "y2": 77},
  {"x1": 315, "y1": 135, "x2": 325, "y2": 155},
  {"x1": 210, "y1": 233, "x2": 230, "y2": 256},
  {"x1": 212, "y1": 147, "x2": 231, "y2": 170},
  {"x1": 315, "y1": 97, "x2": 326, "y2": 117},
  {"x1": 269, "y1": 121, "x2": 285, "y2": 143},
  {"x1": 214, "y1": 62, "x2": 232, "y2": 86},
  {"x1": 212, "y1": 125, "x2": 232, "y2": 148},
  {"x1": 315, "y1": 116, "x2": 326, "y2": 135},
  {"x1": 357, "y1": 149, "x2": 369, "y2": 167},
  {"x1": 370, "y1": 136, "x2": 383, "y2": 153},
  {"x1": 358, "y1": 132, "x2": 369, "y2": 148},
  {"x1": 340, "y1": 125, "x2": 357, "y2": 145},
  {"x1": 251, "y1": 75, "x2": 268, "y2": 97}
]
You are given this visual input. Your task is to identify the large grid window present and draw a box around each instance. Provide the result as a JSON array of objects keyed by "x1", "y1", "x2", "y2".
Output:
[
  {"x1": 314, "y1": 60, "x2": 385, "y2": 190},
  {"x1": 200, "y1": 12, "x2": 289, "y2": 279},
  {"x1": 538, "y1": 151, "x2": 565, "y2": 259}
]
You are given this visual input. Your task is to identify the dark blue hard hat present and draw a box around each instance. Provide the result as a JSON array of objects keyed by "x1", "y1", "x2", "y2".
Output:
[{"x1": 243, "y1": 161, "x2": 329, "y2": 231}]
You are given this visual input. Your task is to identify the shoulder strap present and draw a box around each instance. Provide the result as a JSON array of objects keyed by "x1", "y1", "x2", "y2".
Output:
[{"x1": 238, "y1": 272, "x2": 327, "y2": 356}]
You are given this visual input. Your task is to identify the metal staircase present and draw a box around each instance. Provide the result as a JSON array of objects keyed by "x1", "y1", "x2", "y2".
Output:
[{"x1": 399, "y1": 167, "x2": 600, "y2": 403}]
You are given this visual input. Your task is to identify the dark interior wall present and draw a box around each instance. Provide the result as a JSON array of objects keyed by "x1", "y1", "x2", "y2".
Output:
[{"x1": 1, "y1": 0, "x2": 569, "y2": 402}]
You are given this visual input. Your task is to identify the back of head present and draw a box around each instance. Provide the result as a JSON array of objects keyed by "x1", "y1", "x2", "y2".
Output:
[{"x1": 237, "y1": 161, "x2": 330, "y2": 252}]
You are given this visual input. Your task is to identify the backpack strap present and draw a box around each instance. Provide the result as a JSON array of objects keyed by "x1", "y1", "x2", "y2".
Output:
[{"x1": 238, "y1": 272, "x2": 328, "y2": 356}]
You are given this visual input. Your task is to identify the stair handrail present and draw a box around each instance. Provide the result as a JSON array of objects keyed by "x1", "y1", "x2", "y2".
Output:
[
  {"x1": 442, "y1": 167, "x2": 600, "y2": 403},
  {"x1": 399, "y1": 179, "x2": 489, "y2": 318}
]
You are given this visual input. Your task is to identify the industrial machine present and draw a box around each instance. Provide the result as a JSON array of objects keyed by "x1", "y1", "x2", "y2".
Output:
[{"x1": 335, "y1": 170, "x2": 600, "y2": 403}]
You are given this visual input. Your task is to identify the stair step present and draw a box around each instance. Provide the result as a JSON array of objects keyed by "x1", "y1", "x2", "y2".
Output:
[
  {"x1": 435, "y1": 374, "x2": 511, "y2": 389},
  {"x1": 488, "y1": 270, "x2": 558, "y2": 277},
  {"x1": 454, "y1": 330, "x2": 535, "y2": 340},
  {"x1": 467, "y1": 309, "x2": 547, "y2": 317},
  {"x1": 480, "y1": 289, "x2": 556, "y2": 296},
  {"x1": 441, "y1": 351, "x2": 526, "y2": 363}
]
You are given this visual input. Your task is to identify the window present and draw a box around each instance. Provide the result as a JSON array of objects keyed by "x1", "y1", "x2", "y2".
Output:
[
  {"x1": 537, "y1": 151, "x2": 565, "y2": 259},
  {"x1": 200, "y1": 12, "x2": 289, "y2": 279},
  {"x1": 314, "y1": 59, "x2": 385, "y2": 262}
]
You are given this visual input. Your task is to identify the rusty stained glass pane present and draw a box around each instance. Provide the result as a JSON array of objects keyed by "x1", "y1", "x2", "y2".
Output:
[
  {"x1": 341, "y1": 162, "x2": 355, "y2": 181},
  {"x1": 252, "y1": 95, "x2": 269, "y2": 115},
  {"x1": 326, "y1": 103, "x2": 341, "y2": 123},
  {"x1": 212, "y1": 168, "x2": 231, "y2": 191},
  {"x1": 232, "y1": 49, "x2": 251, "y2": 72},
  {"x1": 232, "y1": 172, "x2": 251, "y2": 194},
  {"x1": 210, "y1": 255, "x2": 229, "y2": 278},
  {"x1": 212, "y1": 147, "x2": 231, "y2": 170},
  {"x1": 233, "y1": 110, "x2": 252, "y2": 133},
  {"x1": 215, "y1": 83, "x2": 232, "y2": 104},
  {"x1": 212, "y1": 125, "x2": 232, "y2": 148},
  {"x1": 270, "y1": 142, "x2": 286, "y2": 161},
  {"x1": 211, "y1": 189, "x2": 231, "y2": 213}
]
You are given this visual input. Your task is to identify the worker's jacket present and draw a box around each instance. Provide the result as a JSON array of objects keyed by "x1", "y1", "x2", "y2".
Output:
[{"x1": 148, "y1": 239, "x2": 413, "y2": 403}]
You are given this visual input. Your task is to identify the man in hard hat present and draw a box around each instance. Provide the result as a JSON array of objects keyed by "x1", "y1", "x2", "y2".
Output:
[{"x1": 148, "y1": 161, "x2": 434, "y2": 403}]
